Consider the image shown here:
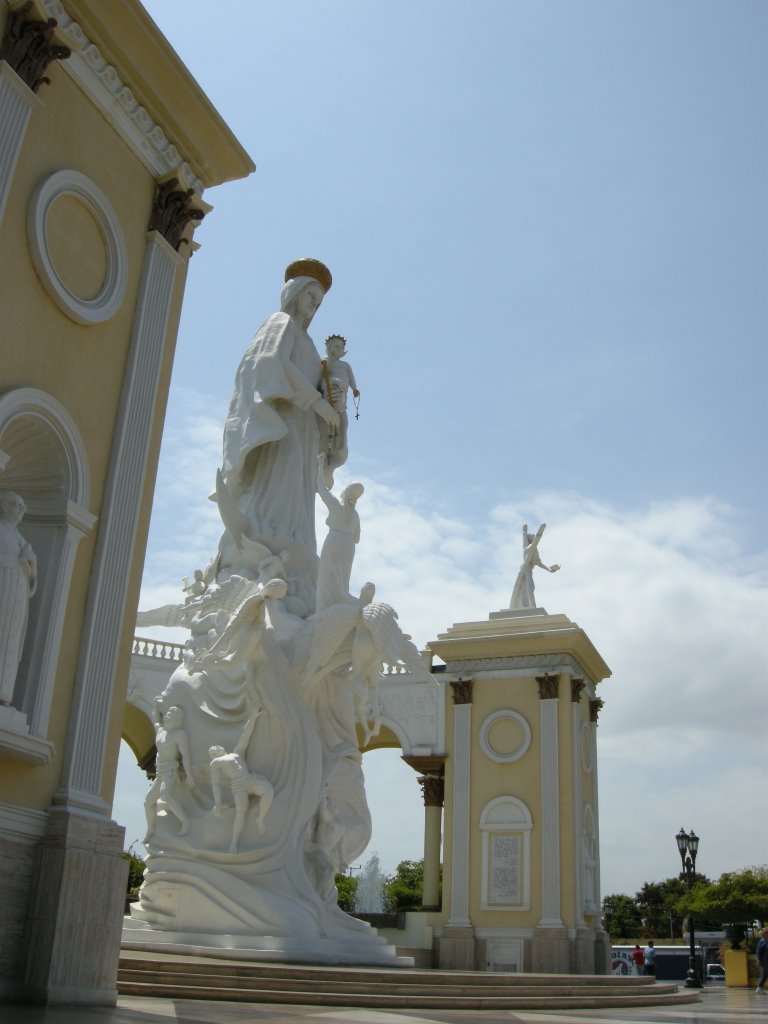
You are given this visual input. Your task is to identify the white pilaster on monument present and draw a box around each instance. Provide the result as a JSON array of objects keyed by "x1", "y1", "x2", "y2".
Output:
[
  {"x1": 0, "y1": 63, "x2": 41, "y2": 228},
  {"x1": 571, "y1": 681, "x2": 586, "y2": 929},
  {"x1": 537, "y1": 675, "x2": 563, "y2": 928},
  {"x1": 57, "y1": 232, "x2": 184, "y2": 810},
  {"x1": 447, "y1": 679, "x2": 473, "y2": 928}
]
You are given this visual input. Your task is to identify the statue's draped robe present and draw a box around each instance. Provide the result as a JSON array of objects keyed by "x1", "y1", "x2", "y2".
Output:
[{"x1": 222, "y1": 312, "x2": 323, "y2": 552}]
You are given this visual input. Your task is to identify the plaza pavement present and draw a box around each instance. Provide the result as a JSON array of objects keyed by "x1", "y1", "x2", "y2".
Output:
[{"x1": 1, "y1": 985, "x2": 767, "y2": 1024}]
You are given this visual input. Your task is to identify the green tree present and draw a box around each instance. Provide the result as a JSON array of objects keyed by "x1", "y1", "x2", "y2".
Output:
[
  {"x1": 123, "y1": 846, "x2": 145, "y2": 898},
  {"x1": 383, "y1": 859, "x2": 423, "y2": 913},
  {"x1": 602, "y1": 893, "x2": 642, "y2": 941},
  {"x1": 635, "y1": 876, "x2": 709, "y2": 938},
  {"x1": 334, "y1": 873, "x2": 358, "y2": 913},
  {"x1": 676, "y1": 866, "x2": 768, "y2": 926}
]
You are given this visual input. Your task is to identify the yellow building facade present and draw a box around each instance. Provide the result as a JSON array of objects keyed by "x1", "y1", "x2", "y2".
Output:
[{"x1": 0, "y1": 0, "x2": 252, "y2": 1004}]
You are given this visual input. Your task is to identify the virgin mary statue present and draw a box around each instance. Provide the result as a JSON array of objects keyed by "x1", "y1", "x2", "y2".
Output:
[{"x1": 218, "y1": 259, "x2": 339, "y2": 562}]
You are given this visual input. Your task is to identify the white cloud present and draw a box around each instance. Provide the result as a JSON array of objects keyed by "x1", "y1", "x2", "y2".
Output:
[{"x1": 123, "y1": 390, "x2": 768, "y2": 898}]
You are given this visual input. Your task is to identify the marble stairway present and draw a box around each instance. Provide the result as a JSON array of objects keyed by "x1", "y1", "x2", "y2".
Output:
[{"x1": 118, "y1": 952, "x2": 701, "y2": 1010}]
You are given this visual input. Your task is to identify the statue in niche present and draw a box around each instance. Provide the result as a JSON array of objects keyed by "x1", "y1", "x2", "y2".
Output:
[
  {"x1": 315, "y1": 453, "x2": 363, "y2": 612},
  {"x1": 509, "y1": 522, "x2": 560, "y2": 610},
  {"x1": 215, "y1": 259, "x2": 339, "y2": 564},
  {"x1": 209, "y1": 703, "x2": 274, "y2": 852},
  {"x1": 320, "y1": 334, "x2": 360, "y2": 485},
  {"x1": 144, "y1": 701, "x2": 196, "y2": 840},
  {"x1": 0, "y1": 491, "x2": 37, "y2": 706}
]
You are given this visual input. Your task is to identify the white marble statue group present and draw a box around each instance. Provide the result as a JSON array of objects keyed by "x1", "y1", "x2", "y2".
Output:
[{"x1": 127, "y1": 259, "x2": 427, "y2": 958}]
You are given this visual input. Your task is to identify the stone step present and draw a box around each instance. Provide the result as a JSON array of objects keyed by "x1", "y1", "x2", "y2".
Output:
[
  {"x1": 118, "y1": 978, "x2": 699, "y2": 1010},
  {"x1": 119, "y1": 953, "x2": 650, "y2": 988},
  {"x1": 117, "y1": 955, "x2": 700, "y2": 1010},
  {"x1": 118, "y1": 967, "x2": 683, "y2": 998}
]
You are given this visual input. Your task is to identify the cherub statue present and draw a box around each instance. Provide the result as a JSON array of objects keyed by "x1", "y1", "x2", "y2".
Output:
[
  {"x1": 208, "y1": 703, "x2": 273, "y2": 853},
  {"x1": 144, "y1": 700, "x2": 196, "y2": 841},
  {"x1": 182, "y1": 569, "x2": 207, "y2": 601},
  {"x1": 509, "y1": 523, "x2": 560, "y2": 610},
  {"x1": 0, "y1": 491, "x2": 37, "y2": 706},
  {"x1": 315, "y1": 453, "x2": 363, "y2": 612},
  {"x1": 320, "y1": 334, "x2": 359, "y2": 485}
]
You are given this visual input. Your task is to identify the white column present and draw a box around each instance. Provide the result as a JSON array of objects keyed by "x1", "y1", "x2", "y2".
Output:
[
  {"x1": 54, "y1": 232, "x2": 184, "y2": 817},
  {"x1": 539, "y1": 676, "x2": 563, "y2": 927},
  {"x1": 0, "y1": 62, "x2": 41, "y2": 227},
  {"x1": 423, "y1": 800, "x2": 443, "y2": 909},
  {"x1": 448, "y1": 679, "x2": 472, "y2": 927}
]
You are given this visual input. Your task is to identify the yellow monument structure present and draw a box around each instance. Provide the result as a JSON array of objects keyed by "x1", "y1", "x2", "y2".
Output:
[
  {"x1": 0, "y1": 0, "x2": 252, "y2": 1004},
  {"x1": 426, "y1": 602, "x2": 612, "y2": 973}
]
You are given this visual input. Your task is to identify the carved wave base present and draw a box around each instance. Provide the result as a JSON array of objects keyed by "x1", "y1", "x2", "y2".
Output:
[
  {"x1": 122, "y1": 921, "x2": 412, "y2": 967},
  {"x1": 122, "y1": 634, "x2": 412, "y2": 967}
]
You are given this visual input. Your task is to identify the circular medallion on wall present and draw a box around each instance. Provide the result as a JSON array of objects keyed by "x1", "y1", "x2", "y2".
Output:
[
  {"x1": 479, "y1": 709, "x2": 531, "y2": 764},
  {"x1": 27, "y1": 170, "x2": 128, "y2": 325},
  {"x1": 581, "y1": 722, "x2": 594, "y2": 772}
]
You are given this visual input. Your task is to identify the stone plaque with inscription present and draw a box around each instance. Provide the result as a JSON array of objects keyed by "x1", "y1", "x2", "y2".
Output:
[{"x1": 489, "y1": 834, "x2": 522, "y2": 905}]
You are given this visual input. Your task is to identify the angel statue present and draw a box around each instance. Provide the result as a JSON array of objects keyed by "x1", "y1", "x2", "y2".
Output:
[
  {"x1": 315, "y1": 453, "x2": 364, "y2": 612},
  {"x1": 302, "y1": 582, "x2": 426, "y2": 742},
  {"x1": 192, "y1": 577, "x2": 288, "y2": 684},
  {"x1": 509, "y1": 523, "x2": 560, "y2": 610}
]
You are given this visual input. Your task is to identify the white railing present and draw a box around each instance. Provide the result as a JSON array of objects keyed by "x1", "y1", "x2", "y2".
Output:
[{"x1": 132, "y1": 636, "x2": 184, "y2": 661}]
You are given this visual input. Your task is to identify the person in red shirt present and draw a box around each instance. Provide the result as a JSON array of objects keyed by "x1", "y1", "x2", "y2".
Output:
[{"x1": 631, "y1": 944, "x2": 645, "y2": 975}]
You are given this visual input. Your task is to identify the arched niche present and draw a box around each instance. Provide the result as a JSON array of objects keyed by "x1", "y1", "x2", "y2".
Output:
[
  {"x1": 0, "y1": 388, "x2": 96, "y2": 758},
  {"x1": 582, "y1": 803, "x2": 598, "y2": 913},
  {"x1": 479, "y1": 796, "x2": 533, "y2": 911}
]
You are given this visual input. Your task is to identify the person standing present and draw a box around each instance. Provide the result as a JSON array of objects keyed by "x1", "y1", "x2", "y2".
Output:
[
  {"x1": 644, "y1": 940, "x2": 657, "y2": 977},
  {"x1": 756, "y1": 927, "x2": 768, "y2": 993},
  {"x1": 631, "y1": 944, "x2": 645, "y2": 975}
]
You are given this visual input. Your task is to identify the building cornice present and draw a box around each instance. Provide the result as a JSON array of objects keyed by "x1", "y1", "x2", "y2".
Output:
[{"x1": 15, "y1": 0, "x2": 254, "y2": 191}]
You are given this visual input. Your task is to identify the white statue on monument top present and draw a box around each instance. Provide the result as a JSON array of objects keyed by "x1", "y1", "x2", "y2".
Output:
[
  {"x1": 127, "y1": 259, "x2": 423, "y2": 965},
  {"x1": 509, "y1": 522, "x2": 560, "y2": 610}
]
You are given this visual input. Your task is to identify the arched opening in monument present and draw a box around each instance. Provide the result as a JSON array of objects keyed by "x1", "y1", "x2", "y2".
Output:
[
  {"x1": 114, "y1": 738, "x2": 153, "y2": 854},
  {"x1": 359, "y1": 744, "x2": 425, "y2": 880}
]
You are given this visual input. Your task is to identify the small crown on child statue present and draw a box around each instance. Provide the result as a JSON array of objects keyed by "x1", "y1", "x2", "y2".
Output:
[
  {"x1": 325, "y1": 334, "x2": 347, "y2": 350},
  {"x1": 284, "y1": 257, "x2": 332, "y2": 293}
]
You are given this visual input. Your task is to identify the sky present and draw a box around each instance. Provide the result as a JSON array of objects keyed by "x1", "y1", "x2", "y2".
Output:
[{"x1": 114, "y1": 0, "x2": 767, "y2": 903}]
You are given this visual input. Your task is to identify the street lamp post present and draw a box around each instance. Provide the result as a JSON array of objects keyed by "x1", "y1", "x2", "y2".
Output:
[{"x1": 675, "y1": 827, "x2": 702, "y2": 989}]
